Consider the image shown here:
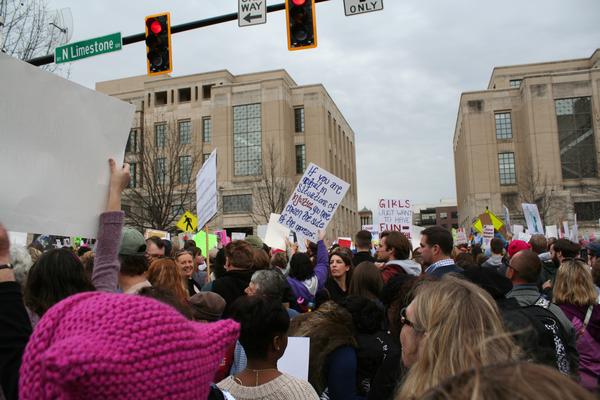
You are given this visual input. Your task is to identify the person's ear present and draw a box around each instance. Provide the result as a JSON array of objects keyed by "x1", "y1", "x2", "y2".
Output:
[{"x1": 273, "y1": 335, "x2": 282, "y2": 352}]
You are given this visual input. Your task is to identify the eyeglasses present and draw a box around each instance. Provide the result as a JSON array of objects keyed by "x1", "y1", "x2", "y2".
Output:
[
  {"x1": 400, "y1": 307, "x2": 416, "y2": 329},
  {"x1": 562, "y1": 257, "x2": 587, "y2": 263}
]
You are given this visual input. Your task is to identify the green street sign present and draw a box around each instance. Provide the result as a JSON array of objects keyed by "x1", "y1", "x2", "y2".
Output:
[{"x1": 55, "y1": 32, "x2": 122, "y2": 64}]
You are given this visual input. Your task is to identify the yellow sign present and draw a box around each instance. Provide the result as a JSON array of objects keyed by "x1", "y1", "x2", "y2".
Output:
[
  {"x1": 176, "y1": 211, "x2": 198, "y2": 232},
  {"x1": 472, "y1": 209, "x2": 505, "y2": 234}
]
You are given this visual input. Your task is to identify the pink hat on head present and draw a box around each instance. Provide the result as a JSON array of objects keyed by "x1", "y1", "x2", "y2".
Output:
[
  {"x1": 508, "y1": 240, "x2": 532, "y2": 258},
  {"x1": 19, "y1": 292, "x2": 239, "y2": 400}
]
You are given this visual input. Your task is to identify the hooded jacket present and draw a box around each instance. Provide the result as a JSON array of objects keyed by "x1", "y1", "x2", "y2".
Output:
[
  {"x1": 380, "y1": 259, "x2": 421, "y2": 283},
  {"x1": 287, "y1": 240, "x2": 329, "y2": 308}
]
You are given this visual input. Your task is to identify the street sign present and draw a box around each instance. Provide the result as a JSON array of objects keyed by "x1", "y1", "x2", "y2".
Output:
[
  {"x1": 343, "y1": 0, "x2": 384, "y2": 16},
  {"x1": 238, "y1": 0, "x2": 266, "y2": 27},
  {"x1": 176, "y1": 211, "x2": 198, "y2": 232},
  {"x1": 55, "y1": 32, "x2": 122, "y2": 64}
]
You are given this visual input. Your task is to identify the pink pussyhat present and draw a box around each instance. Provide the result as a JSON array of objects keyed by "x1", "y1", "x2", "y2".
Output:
[{"x1": 19, "y1": 292, "x2": 239, "y2": 400}]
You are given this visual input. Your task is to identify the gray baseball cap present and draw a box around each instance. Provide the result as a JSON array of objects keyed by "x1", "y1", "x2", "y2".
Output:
[{"x1": 119, "y1": 227, "x2": 146, "y2": 256}]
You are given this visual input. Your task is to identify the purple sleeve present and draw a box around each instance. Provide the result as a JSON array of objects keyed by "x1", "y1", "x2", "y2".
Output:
[
  {"x1": 92, "y1": 211, "x2": 124, "y2": 292},
  {"x1": 314, "y1": 240, "x2": 329, "y2": 290}
]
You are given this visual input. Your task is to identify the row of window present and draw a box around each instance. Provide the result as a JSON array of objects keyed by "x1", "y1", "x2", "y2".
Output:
[
  {"x1": 127, "y1": 156, "x2": 193, "y2": 188},
  {"x1": 151, "y1": 84, "x2": 215, "y2": 107},
  {"x1": 153, "y1": 118, "x2": 212, "y2": 148}
]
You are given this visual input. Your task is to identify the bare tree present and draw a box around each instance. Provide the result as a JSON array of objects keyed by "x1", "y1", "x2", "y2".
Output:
[
  {"x1": 123, "y1": 118, "x2": 204, "y2": 232},
  {"x1": 1, "y1": 0, "x2": 72, "y2": 74},
  {"x1": 251, "y1": 140, "x2": 295, "y2": 225},
  {"x1": 518, "y1": 165, "x2": 566, "y2": 224}
]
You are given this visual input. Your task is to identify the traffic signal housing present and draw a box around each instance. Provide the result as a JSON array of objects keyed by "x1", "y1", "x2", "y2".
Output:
[
  {"x1": 145, "y1": 12, "x2": 172, "y2": 76},
  {"x1": 285, "y1": 0, "x2": 317, "y2": 51}
]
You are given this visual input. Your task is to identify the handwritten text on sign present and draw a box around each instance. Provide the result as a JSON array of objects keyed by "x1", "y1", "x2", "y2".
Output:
[
  {"x1": 279, "y1": 163, "x2": 349, "y2": 242},
  {"x1": 377, "y1": 198, "x2": 413, "y2": 237}
]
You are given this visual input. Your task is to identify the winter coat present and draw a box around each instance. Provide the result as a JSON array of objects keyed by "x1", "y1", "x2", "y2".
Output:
[
  {"x1": 211, "y1": 269, "x2": 254, "y2": 316},
  {"x1": 353, "y1": 251, "x2": 374, "y2": 267},
  {"x1": 287, "y1": 240, "x2": 329, "y2": 308},
  {"x1": 380, "y1": 259, "x2": 421, "y2": 283},
  {"x1": 481, "y1": 254, "x2": 504, "y2": 270},
  {"x1": 559, "y1": 303, "x2": 600, "y2": 392}
]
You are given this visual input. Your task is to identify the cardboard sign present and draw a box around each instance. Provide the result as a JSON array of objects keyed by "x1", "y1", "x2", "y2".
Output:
[
  {"x1": 376, "y1": 199, "x2": 412, "y2": 237},
  {"x1": 144, "y1": 229, "x2": 170, "y2": 240},
  {"x1": 522, "y1": 203, "x2": 544, "y2": 234},
  {"x1": 263, "y1": 213, "x2": 290, "y2": 251},
  {"x1": 278, "y1": 163, "x2": 349, "y2": 243}
]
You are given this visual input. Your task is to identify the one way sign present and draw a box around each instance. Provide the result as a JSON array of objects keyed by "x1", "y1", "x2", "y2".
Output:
[{"x1": 238, "y1": 0, "x2": 267, "y2": 27}]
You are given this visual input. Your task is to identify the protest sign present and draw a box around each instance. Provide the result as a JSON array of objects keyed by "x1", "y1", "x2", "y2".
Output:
[
  {"x1": 8, "y1": 231, "x2": 28, "y2": 247},
  {"x1": 545, "y1": 225, "x2": 558, "y2": 239},
  {"x1": 571, "y1": 214, "x2": 579, "y2": 242},
  {"x1": 257, "y1": 224, "x2": 268, "y2": 240},
  {"x1": 215, "y1": 230, "x2": 231, "y2": 246},
  {"x1": 263, "y1": 213, "x2": 290, "y2": 251},
  {"x1": 278, "y1": 163, "x2": 349, "y2": 242},
  {"x1": 562, "y1": 221, "x2": 570, "y2": 239},
  {"x1": 0, "y1": 53, "x2": 134, "y2": 238},
  {"x1": 483, "y1": 225, "x2": 494, "y2": 249},
  {"x1": 503, "y1": 205, "x2": 511, "y2": 234},
  {"x1": 522, "y1": 203, "x2": 544, "y2": 234},
  {"x1": 231, "y1": 232, "x2": 246, "y2": 241},
  {"x1": 193, "y1": 230, "x2": 217, "y2": 256},
  {"x1": 513, "y1": 224, "x2": 524, "y2": 237},
  {"x1": 338, "y1": 237, "x2": 352, "y2": 248},
  {"x1": 195, "y1": 149, "x2": 217, "y2": 230},
  {"x1": 377, "y1": 199, "x2": 413, "y2": 237},
  {"x1": 411, "y1": 225, "x2": 425, "y2": 250},
  {"x1": 278, "y1": 337, "x2": 310, "y2": 380},
  {"x1": 144, "y1": 229, "x2": 170, "y2": 240},
  {"x1": 455, "y1": 228, "x2": 468, "y2": 246}
]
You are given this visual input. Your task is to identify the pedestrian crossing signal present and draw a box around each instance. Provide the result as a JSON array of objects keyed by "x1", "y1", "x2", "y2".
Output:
[
  {"x1": 285, "y1": 0, "x2": 317, "y2": 51},
  {"x1": 145, "y1": 12, "x2": 172, "y2": 76}
]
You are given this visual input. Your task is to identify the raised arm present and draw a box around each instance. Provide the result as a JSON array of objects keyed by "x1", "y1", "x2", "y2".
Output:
[
  {"x1": 314, "y1": 230, "x2": 329, "y2": 289},
  {"x1": 92, "y1": 159, "x2": 129, "y2": 292}
]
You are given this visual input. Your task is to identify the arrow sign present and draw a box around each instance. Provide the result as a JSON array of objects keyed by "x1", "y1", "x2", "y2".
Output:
[{"x1": 239, "y1": 0, "x2": 267, "y2": 27}]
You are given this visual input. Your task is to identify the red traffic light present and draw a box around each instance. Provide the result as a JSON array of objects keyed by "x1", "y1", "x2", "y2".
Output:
[
  {"x1": 292, "y1": 0, "x2": 306, "y2": 5},
  {"x1": 150, "y1": 20, "x2": 162, "y2": 34}
]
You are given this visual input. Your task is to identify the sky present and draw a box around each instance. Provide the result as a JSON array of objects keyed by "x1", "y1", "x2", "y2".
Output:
[{"x1": 48, "y1": 0, "x2": 600, "y2": 212}]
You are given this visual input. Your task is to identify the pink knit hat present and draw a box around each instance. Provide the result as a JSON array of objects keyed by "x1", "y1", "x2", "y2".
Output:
[
  {"x1": 19, "y1": 292, "x2": 239, "y2": 400},
  {"x1": 508, "y1": 240, "x2": 532, "y2": 258}
]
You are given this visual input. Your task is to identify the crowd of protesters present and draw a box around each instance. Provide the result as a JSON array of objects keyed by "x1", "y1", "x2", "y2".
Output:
[{"x1": 1, "y1": 160, "x2": 599, "y2": 399}]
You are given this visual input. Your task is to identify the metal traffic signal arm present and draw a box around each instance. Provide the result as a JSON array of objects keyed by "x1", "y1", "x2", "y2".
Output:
[{"x1": 26, "y1": 0, "x2": 331, "y2": 67}]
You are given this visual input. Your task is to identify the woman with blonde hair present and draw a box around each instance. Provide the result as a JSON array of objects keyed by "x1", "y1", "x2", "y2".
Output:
[
  {"x1": 147, "y1": 258, "x2": 189, "y2": 306},
  {"x1": 553, "y1": 259, "x2": 600, "y2": 392},
  {"x1": 397, "y1": 276, "x2": 520, "y2": 399}
]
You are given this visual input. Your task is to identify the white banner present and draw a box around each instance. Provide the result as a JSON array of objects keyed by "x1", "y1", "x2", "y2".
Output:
[
  {"x1": 278, "y1": 163, "x2": 349, "y2": 243},
  {"x1": 0, "y1": 53, "x2": 134, "y2": 237},
  {"x1": 195, "y1": 149, "x2": 218, "y2": 230}
]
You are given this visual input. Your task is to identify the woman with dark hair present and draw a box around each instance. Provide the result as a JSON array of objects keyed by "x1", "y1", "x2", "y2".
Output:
[
  {"x1": 218, "y1": 296, "x2": 318, "y2": 399},
  {"x1": 287, "y1": 231, "x2": 329, "y2": 312},
  {"x1": 348, "y1": 261, "x2": 383, "y2": 305},
  {"x1": 24, "y1": 159, "x2": 129, "y2": 324},
  {"x1": 326, "y1": 249, "x2": 353, "y2": 303}
]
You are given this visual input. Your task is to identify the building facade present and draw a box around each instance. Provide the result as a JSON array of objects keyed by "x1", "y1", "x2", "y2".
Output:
[
  {"x1": 97, "y1": 69, "x2": 359, "y2": 238},
  {"x1": 412, "y1": 201, "x2": 458, "y2": 230},
  {"x1": 454, "y1": 49, "x2": 600, "y2": 233}
]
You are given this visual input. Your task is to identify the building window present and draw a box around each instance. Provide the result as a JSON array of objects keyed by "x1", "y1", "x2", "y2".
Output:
[
  {"x1": 451, "y1": 211, "x2": 458, "y2": 219},
  {"x1": 179, "y1": 120, "x2": 191, "y2": 144},
  {"x1": 439, "y1": 212, "x2": 448, "y2": 219},
  {"x1": 295, "y1": 144, "x2": 306, "y2": 174},
  {"x1": 574, "y1": 201, "x2": 600, "y2": 221},
  {"x1": 179, "y1": 155, "x2": 192, "y2": 184},
  {"x1": 202, "y1": 117, "x2": 212, "y2": 143},
  {"x1": 126, "y1": 129, "x2": 139, "y2": 153},
  {"x1": 509, "y1": 79, "x2": 522, "y2": 88},
  {"x1": 294, "y1": 107, "x2": 305, "y2": 133},
  {"x1": 155, "y1": 158, "x2": 166, "y2": 185},
  {"x1": 555, "y1": 97, "x2": 596, "y2": 179},
  {"x1": 498, "y1": 152, "x2": 517, "y2": 185},
  {"x1": 178, "y1": 87, "x2": 191, "y2": 102},
  {"x1": 495, "y1": 112, "x2": 513, "y2": 140},
  {"x1": 155, "y1": 123, "x2": 166, "y2": 148},
  {"x1": 223, "y1": 194, "x2": 253, "y2": 213},
  {"x1": 155, "y1": 91, "x2": 167, "y2": 106},
  {"x1": 128, "y1": 162, "x2": 137, "y2": 188},
  {"x1": 202, "y1": 84, "x2": 214, "y2": 99},
  {"x1": 203, "y1": 153, "x2": 211, "y2": 164},
  {"x1": 233, "y1": 104, "x2": 262, "y2": 176}
]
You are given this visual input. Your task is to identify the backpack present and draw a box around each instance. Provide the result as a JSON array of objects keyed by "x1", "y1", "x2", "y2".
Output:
[{"x1": 500, "y1": 297, "x2": 573, "y2": 375}]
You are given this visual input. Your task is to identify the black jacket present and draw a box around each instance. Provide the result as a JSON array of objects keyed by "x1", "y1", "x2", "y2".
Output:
[
  {"x1": 211, "y1": 269, "x2": 253, "y2": 316},
  {"x1": 353, "y1": 251, "x2": 374, "y2": 267}
]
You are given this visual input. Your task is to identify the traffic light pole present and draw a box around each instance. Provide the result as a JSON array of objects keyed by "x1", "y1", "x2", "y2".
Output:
[{"x1": 26, "y1": 0, "x2": 331, "y2": 67}]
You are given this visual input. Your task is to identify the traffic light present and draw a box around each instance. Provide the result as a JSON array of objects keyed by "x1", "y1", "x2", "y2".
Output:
[
  {"x1": 145, "y1": 12, "x2": 172, "y2": 76},
  {"x1": 285, "y1": 0, "x2": 317, "y2": 51}
]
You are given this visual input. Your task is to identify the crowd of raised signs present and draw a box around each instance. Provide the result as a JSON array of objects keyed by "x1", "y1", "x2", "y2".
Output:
[{"x1": 1, "y1": 161, "x2": 599, "y2": 400}]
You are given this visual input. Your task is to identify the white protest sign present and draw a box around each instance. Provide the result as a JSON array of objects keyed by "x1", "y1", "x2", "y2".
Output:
[
  {"x1": 521, "y1": 203, "x2": 544, "y2": 234},
  {"x1": 257, "y1": 224, "x2": 268, "y2": 240},
  {"x1": 562, "y1": 221, "x2": 570, "y2": 239},
  {"x1": 0, "y1": 53, "x2": 134, "y2": 238},
  {"x1": 483, "y1": 225, "x2": 494, "y2": 249},
  {"x1": 278, "y1": 337, "x2": 310, "y2": 381},
  {"x1": 196, "y1": 149, "x2": 218, "y2": 230},
  {"x1": 411, "y1": 225, "x2": 425, "y2": 251},
  {"x1": 377, "y1": 199, "x2": 413, "y2": 238},
  {"x1": 362, "y1": 224, "x2": 373, "y2": 231},
  {"x1": 264, "y1": 213, "x2": 290, "y2": 251},
  {"x1": 545, "y1": 225, "x2": 558, "y2": 239},
  {"x1": 455, "y1": 228, "x2": 468, "y2": 246},
  {"x1": 278, "y1": 163, "x2": 349, "y2": 243},
  {"x1": 571, "y1": 214, "x2": 579, "y2": 242},
  {"x1": 8, "y1": 231, "x2": 28, "y2": 247},
  {"x1": 231, "y1": 232, "x2": 246, "y2": 241},
  {"x1": 512, "y1": 224, "x2": 524, "y2": 237},
  {"x1": 503, "y1": 205, "x2": 511, "y2": 234}
]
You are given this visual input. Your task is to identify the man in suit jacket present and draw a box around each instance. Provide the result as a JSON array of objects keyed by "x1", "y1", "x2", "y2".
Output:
[{"x1": 421, "y1": 226, "x2": 463, "y2": 279}]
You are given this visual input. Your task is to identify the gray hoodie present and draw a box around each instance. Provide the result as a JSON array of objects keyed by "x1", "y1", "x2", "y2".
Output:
[{"x1": 385, "y1": 259, "x2": 422, "y2": 276}]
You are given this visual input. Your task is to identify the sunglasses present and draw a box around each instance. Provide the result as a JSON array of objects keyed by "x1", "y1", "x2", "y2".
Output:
[{"x1": 400, "y1": 307, "x2": 417, "y2": 329}]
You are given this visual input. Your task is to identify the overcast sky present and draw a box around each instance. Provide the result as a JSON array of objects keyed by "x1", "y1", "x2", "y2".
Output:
[{"x1": 49, "y1": 0, "x2": 600, "y2": 211}]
